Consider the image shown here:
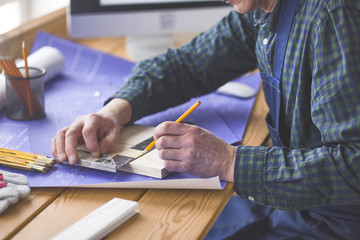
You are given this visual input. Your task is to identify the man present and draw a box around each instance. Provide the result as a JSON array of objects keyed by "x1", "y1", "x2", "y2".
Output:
[{"x1": 52, "y1": 0, "x2": 360, "y2": 239}]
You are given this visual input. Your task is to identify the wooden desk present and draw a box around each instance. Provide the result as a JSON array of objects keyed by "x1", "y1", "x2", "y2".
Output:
[{"x1": 0, "y1": 8, "x2": 269, "y2": 240}]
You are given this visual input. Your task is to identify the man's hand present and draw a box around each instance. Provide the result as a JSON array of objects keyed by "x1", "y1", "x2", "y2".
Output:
[
  {"x1": 51, "y1": 98, "x2": 132, "y2": 164},
  {"x1": 154, "y1": 122, "x2": 236, "y2": 182}
]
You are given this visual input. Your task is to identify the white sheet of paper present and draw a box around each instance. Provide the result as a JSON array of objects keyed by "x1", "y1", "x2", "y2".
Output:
[{"x1": 74, "y1": 176, "x2": 223, "y2": 190}]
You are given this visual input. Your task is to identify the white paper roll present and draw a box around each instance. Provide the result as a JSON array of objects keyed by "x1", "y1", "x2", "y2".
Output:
[
  {"x1": 0, "y1": 46, "x2": 65, "y2": 110},
  {"x1": 16, "y1": 46, "x2": 65, "y2": 83}
]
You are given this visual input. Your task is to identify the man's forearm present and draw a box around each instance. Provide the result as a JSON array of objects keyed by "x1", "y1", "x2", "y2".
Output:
[{"x1": 99, "y1": 98, "x2": 132, "y2": 126}]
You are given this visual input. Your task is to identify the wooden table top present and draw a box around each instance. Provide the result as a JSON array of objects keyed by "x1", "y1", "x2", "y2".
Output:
[{"x1": 0, "y1": 9, "x2": 269, "y2": 239}]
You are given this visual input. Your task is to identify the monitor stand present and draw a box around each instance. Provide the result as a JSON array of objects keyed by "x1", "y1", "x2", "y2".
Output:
[{"x1": 125, "y1": 34, "x2": 175, "y2": 62}]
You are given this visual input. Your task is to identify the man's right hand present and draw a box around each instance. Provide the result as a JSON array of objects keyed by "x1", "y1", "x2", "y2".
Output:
[{"x1": 51, "y1": 98, "x2": 132, "y2": 164}]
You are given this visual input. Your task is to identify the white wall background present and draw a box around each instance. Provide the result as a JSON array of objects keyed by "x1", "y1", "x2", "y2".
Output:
[
  {"x1": 28, "y1": 0, "x2": 69, "y2": 19},
  {"x1": 0, "y1": 0, "x2": 69, "y2": 34}
]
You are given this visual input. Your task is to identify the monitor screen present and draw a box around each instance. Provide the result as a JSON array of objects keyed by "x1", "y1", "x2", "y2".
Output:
[{"x1": 67, "y1": 0, "x2": 232, "y2": 60}]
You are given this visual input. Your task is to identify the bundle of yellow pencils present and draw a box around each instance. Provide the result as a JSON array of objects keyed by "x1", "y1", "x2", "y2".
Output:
[{"x1": 0, "y1": 147, "x2": 55, "y2": 173}]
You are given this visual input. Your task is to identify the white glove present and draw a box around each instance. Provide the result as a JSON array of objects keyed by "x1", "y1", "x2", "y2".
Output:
[{"x1": 0, "y1": 170, "x2": 30, "y2": 215}]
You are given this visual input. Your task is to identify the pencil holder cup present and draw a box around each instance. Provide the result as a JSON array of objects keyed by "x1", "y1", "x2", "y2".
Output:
[{"x1": 5, "y1": 67, "x2": 46, "y2": 121}]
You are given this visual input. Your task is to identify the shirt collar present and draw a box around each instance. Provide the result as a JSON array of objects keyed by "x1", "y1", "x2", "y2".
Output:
[{"x1": 253, "y1": 0, "x2": 282, "y2": 31}]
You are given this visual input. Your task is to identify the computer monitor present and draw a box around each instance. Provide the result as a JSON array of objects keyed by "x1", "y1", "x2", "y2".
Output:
[{"x1": 67, "y1": 0, "x2": 232, "y2": 60}]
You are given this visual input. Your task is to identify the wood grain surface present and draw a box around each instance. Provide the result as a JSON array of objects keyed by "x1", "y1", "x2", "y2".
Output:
[
  {"x1": 11, "y1": 188, "x2": 145, "y2": 240},
  {"x1": 0, "y1": 188, "x2": 64, "y2": 239},
  {"x1": 107, "y1": 184, "x2": 234, "y2": 240}
]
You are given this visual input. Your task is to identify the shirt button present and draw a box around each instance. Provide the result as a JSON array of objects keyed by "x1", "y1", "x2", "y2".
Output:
[
  {"x1": 263, "y1": 38, "x2": 268, "y2": 45},
  {"x1": 248, "y1": 196, "x2": 254, "y2": 201}
]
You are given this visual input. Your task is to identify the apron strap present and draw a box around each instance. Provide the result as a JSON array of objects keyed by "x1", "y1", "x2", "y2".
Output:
[{"x1": 273, "y1": 0, "x2": 300, "y2": 80}]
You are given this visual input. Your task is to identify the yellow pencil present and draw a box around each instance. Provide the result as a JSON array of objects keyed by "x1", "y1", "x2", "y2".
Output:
[
  {"x1": 0, "y1": 155, "x2": 50, "y2": 167},
  {"x1": 0, "y1": 147, "x2": 55, "y2": 163},
  {"x1": 0, "y1": 147, "x2": 55, "y2": 172},
  {"x1": 144, "y1": 101, "x2": 201, "y2": 152},
  {"x1": 0, "y1": 159, "x2": 48, "y2": 173},
  {"x1": 0, "y1": 158, "x2": 48, "y2": 171},
  {"x1": 0, "y1": 160, "x2": 34, "y2": 172},
  {"x1": 22, "y1": 40, "x2": 33, "y2": 117}
]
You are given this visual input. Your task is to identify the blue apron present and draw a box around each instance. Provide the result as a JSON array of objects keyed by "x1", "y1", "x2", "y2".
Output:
[
  {"x1": 260, "y1": 0, "x2": 298, "y2": 147},
  {"x1": 260, "y1": 0, "x2": 360, "y2": 239}
]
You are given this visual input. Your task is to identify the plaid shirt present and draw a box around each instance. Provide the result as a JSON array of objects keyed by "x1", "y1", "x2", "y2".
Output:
[{"x1": 109, "y1": 0, "x2": 360, "y2": 211}]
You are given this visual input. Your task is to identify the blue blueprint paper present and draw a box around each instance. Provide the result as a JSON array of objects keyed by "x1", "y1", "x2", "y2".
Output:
[{"x1": 0, "y1": 31, "x2": 261, "y2": 189}]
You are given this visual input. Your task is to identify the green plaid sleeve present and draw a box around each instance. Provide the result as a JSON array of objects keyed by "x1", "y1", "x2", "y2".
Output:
[
  {"x1": 234, "y1": 145, "x2": 267, "y2": 204},
  {"x1": 234, "y1": 1, "x2": 360, "y2": 211},
  {"x1": 106, "y1": 10, "x2": 258, "y2": 122}
]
